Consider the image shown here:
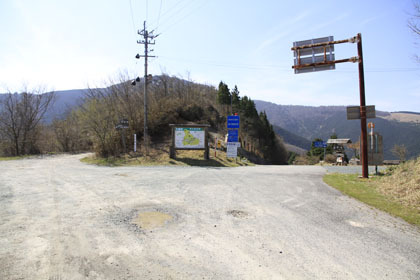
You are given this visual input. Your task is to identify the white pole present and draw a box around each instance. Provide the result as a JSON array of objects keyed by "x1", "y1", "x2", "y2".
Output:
[{"x1": 134, "y1": 134, "x2": 137, "y2": 152}]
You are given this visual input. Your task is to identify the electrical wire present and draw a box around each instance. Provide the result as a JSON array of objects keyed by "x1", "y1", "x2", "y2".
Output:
[
  {"x1": 158, "y1": 56, "x2": 420, "y2": 73},
  {"x1": 128, "y1": 0, "x2": 137, "y2": 35},
  {"x1": 155, "y1": 0, "x2": 163, "y2": 32},
  {"x1": 146, "y1": 0, "x2": 148, "y2": 22},
  {"x1": 153, "y1": 0, "x2": 195, "y2": 32},
  {"x1": 158, "y1": 0, "x2": 208, "y2": 34}
]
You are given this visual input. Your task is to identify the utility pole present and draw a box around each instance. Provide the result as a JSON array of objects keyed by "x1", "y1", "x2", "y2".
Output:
[
  {"x1": 357, "y1": 33, "x2": 369, "y2": 178},
  {"x1": 136, "y1": 21, "x2": 158, "y2": 155}
]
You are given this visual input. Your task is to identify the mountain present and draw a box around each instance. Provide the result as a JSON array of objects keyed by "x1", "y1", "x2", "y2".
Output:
[
  {"x1": 47, "y1": 89, "x2": 87, "y2": 120},
  {"x1": 272, "y1": 125, "x2": 311, "y2": 151},
  {"x1": 255, "y1": 100, "x2": 420, "y2": 160},
  {"x1": 1, "y1": 89, "x2": 87, "y2": 123}
]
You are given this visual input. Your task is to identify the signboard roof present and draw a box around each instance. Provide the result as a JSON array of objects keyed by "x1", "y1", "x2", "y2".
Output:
[{"x1": 327, "y1": 139, "x2": 352, "y2": 144}]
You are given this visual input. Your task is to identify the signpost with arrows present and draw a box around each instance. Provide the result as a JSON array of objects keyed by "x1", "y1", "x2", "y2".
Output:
[{"x1": 292, "y1": 33, "x2": 371, "y2": 178}]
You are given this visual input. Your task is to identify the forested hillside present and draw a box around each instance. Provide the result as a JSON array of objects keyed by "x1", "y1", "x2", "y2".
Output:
[
  {"x1": 255, "y1": 100, "x2": 420, "y2": 160},
  {"x1": 0, "y1": 75, "x2": 288, "y2": 164}
]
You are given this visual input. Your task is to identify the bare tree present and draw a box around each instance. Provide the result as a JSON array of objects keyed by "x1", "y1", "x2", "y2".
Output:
[
  {"x1": 0, "y1": 87, "x2": 55, "y2": 156},
  {"x1": 409, "y1": 0, "x2": 420, "y2": 61},
  {"x1": 391, "y1": 144, "x2": 408, "y2": 162}
]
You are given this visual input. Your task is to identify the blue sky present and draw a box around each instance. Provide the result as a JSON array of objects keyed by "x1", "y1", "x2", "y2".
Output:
[{"x1": 1, "y1": 0, "x2": 419, "y2": 112}]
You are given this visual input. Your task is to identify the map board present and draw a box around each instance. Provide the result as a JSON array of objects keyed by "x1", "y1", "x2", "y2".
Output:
[{"x1": 174, "y1": 127, "x2": 205, "y2": 149}]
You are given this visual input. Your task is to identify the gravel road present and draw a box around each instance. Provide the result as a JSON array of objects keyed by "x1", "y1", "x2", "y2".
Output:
[
  {"x1": 1, "y1": 154, "x2": 419, "y2": 279},
  {"x1": 323, "y1": 165, "x2": 387, "y2": 174}
]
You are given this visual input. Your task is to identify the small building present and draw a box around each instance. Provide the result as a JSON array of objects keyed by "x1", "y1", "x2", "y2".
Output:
[{"x1": 327, "y1": 138, "x2": 352, "y2": 165}]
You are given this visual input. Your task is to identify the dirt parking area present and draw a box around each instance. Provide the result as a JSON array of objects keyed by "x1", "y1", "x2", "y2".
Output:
[{"x1": 1, "y1": 154, "x2": 419, "y2": 279}]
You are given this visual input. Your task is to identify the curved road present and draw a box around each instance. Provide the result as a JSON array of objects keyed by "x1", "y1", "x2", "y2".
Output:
[{"x1": 0, "y1": 154, "x2": 419, "y2": 279}]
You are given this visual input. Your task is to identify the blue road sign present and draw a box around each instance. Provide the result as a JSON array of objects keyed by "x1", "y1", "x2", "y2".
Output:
[
  {"x1": 227, "y1": 115, "x2": 240, "y2": 128},
  {"x1": 228, "y1": 129, "x2": 238, "y2": 136},
  {"x1": 227, "y1": 129, "x2": 238, "y2": 142},
  {"x1": 314, "y1": 141, "x2": 327, "y2": 148}
]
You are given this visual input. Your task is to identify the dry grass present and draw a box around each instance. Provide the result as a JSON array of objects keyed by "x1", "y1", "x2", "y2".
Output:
[
  {"x1": 323, "y1": 157, "x2": 420, "y2": 227},
  {"x1": 377, "y1": 158, "x2": 420, "y2": 211},
  {"x1": 380, "y1": 112, "x2": 420, "y2": 123},
  {"x1": 324, "y1": 174, "x2": 420, "y2": 227},
  {"x1": 293, "y1": 155, "x2": 319, "y2": 165},
  {"x1": 81, "y1": 147, "x2": 254, "y2": 168}
]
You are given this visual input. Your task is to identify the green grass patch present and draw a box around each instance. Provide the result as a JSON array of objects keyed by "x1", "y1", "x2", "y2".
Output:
[
  {"x1": 323, "y1": 173, "x2": 420, "y2": 227},
  {"x1": 0, "y1": 155, "x2": 27, "y2": 161},
  {"x1": 81, "y1": 149, "x2": 254, "y2": 168}
]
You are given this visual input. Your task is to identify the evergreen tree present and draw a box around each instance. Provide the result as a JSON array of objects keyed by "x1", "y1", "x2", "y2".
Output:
[
  {"x1": 217, "y1": 82, "x2": 231, "y2": 105},
  {"x1": 231, "y1": 85, "x2": 240, "y2": 106}
]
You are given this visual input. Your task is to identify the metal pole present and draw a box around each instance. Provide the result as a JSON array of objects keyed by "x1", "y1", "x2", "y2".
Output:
[
  {"x1": 122, "y1": 129, "x2": 126, "y2": 153},
  {"x1": 230, "y1": 92, "x2": 233, "y2": 116},
  {"x1": 357, "y1": 33, "x2": 369, "y2": 178},
  {"x1": 143, "y1": 21, "x2": 149, "y2": 156}
]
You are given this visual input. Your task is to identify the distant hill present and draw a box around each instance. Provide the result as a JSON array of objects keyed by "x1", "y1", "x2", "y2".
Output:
[
  {"x1": 255, "y1": 100, "x2": 420, "y2": 160},
  {"x1": 272, "y1": 125, "x2": 311, "y2": 151},
  {"x1": 47, "y1": 89, "x2": 87, "y2": 120},
  {"x1": 379, "y1": 112, "x2": 420, "y2": 123},
  {"x1": 1, "y1": 89, "x2": 87, "y2": 123}
]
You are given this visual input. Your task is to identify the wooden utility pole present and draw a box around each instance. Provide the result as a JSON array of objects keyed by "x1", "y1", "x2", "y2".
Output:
[
  {"x1": 357, "y1": 33, "x2": 369, "y2": 178},
  {"x1": 136, "y1": 21, "x2": 158, "y2": 155}
]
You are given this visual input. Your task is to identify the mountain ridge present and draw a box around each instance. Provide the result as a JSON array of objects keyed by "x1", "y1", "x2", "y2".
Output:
[{"x1": 255, "y1": 100, "x2": 420, "y2": 160}]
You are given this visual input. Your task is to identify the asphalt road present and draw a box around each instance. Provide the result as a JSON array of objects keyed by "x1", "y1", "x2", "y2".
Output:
[{"x1": 1, "y1": 154, "x2": 419, "y2": 279}]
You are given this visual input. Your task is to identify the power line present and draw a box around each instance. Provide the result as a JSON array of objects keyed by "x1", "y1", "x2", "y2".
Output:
[
  {"x1": 146, "y1": 0, "x2": 148, "y2": 21},
  {"x1": 128, "y1": 0, "x2": 136, "y2": 35},
  {"x1": 158, "y1": 0, "x2": 208, "y2": 34},
  {"x1": 152, "y1": 0, "x2": 195, "y2": 31},
  {"x1": 158, "y1": 56, "x2": 420, "y2": 73},
  {"x1": 155, "y1": 0, "x2": 163, "y2": 31}
]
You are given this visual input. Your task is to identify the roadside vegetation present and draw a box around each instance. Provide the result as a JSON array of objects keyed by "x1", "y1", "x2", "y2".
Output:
[
  {"x1": 0, "y1": 155, "x2": 27, "y2": 161},
  {"x1": 323, "y1": 157, "x2": 420, "y2": 227},
  {"x1": 81, "y1": 148, "x2": 254, "y2": 167},
  {"x1": 1, "y1": 74, "x2": 288, "y2": 166}
]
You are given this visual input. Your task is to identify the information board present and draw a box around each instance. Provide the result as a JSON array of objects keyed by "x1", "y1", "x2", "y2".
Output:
[{"x1": 174, "y1": 127, "x2": 205, "y2": 149}]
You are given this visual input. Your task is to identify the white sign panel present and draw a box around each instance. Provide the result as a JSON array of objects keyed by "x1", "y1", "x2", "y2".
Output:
[
  {"x1": 293, "y1": 36, "x2": 335, "y2": 74},
  {"x1": 226, "y1": 142, "x2": 240, "y2": 158},
  {"x1": 174, "y1": 127, "x2": 205, "y2": 149}
]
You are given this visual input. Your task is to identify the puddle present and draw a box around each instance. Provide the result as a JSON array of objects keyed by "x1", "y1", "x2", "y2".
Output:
[
  {"x1": 227, "y1": 210, "x2": 249, "y2": 218},
  {"x1": 347, "y1": 220, "x2": 365, "y2": 228},
  {"x1": 132, "y1": 211, "x2": 173, "y2": 230}
]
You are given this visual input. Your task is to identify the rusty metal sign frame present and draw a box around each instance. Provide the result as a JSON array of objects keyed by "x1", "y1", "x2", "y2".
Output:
[{"x1": 291, "y1": 34, "x2": 370, "y2": 178}]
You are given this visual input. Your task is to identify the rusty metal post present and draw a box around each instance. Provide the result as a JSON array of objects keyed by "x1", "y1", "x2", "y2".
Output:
[{"x1": 357, "y1": 33, "x2": 369, "y2": 178}]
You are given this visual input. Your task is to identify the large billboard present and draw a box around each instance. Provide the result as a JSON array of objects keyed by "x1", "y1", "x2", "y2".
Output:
[{"x1": 174, "y1": 127, "x2": 205, "y2": 149}]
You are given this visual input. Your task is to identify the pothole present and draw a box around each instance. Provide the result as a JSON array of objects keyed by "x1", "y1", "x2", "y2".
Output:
[
  {"x1": 131, "y1": 211, "x2": 173, "y2": 230},
  {"x1": 227, "y1": 210, "x2": 249, "y2": 218}
]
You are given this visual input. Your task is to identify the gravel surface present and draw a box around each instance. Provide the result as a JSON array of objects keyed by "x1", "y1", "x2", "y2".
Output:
[
  {"x1": 323, "y1": 165, "x2": 387, "y2": 174},
  {"x1": 1, "y1": 154, "x2": 419, "y2": 279}
]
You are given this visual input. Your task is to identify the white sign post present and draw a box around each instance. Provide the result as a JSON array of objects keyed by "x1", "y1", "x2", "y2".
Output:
[
  {"x1": 134, "y1": 134, "x2": 137, "y2": 152},
  {"x1": 226, "y1": 142, "x2": 240, "y2": 158}
]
